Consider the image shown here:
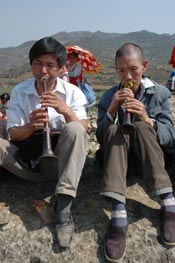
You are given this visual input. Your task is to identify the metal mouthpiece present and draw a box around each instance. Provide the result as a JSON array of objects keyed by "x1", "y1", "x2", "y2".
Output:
[
  {"x1": 40, "y1": 76, "x2": 48, "y2": 82},
  {"x1": 126, "y1": 81, "x2": 133, "y2": 89}
]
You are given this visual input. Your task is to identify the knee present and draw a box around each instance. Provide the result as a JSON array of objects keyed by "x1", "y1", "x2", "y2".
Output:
[
  {"x1": 134, "y1": 121, "x2": 147, "y2": 129},
  {"x1": 0, "y1": 138, "x2": 11, "y2": 156},
  {"x1": 134, "y1": 121, "x2": 155, "y2": 135},
  {"x1": 62, "y1": 121, "x2": 87, "y2": 139}
]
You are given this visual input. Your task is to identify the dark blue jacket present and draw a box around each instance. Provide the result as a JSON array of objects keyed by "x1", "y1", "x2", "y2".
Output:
[{"x1": 96, "y1": 78, "x2": 175, "y2": 153}]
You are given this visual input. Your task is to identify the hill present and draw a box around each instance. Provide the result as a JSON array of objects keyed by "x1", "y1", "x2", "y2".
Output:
[{"x1": 0, "y1": 30, "x2": 174, "y2": 89}]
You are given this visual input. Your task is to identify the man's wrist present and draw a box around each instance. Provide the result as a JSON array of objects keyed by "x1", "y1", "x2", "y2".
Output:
[
  {"x1": 145, "y1": 117, "x2": 156, "y2": 129},
  {"x1": 151, "y1": 118, "x2": 157, "y2": 130}
]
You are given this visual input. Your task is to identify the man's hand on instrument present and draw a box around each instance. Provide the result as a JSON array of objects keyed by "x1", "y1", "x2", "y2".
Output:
[
  {"x1": 108, "y1": 88, "x2": 134, "y2": 117},
  {"x1": 29, "y1": 108, "x2": 48, "y2": 131},
  {"x1": 123, "y1": 98, "x2": 154, "y2": 127},
  {"x1": 40, "y1": 91, "x2": 70, "y2": 115},
  {"x1": 40, "y1": 91, "x2": 87, "y2": 127}
]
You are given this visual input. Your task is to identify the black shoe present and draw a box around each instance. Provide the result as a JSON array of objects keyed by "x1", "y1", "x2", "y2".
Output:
[
  {"x1": 104, "y1": 222, "x2": 127, "y2": 262},
  {"x1": 160, "y1": 210, "x2": 175, "y2": 246}
]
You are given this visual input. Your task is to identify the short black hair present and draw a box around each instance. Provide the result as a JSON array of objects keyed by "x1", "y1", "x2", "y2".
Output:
[
  {"x1": 0, "y1": 93, "x2": 10, "y2": 101},
  {"x1": 115, "y1": 43, "x2": 144, "y2": 63},
  {"x1": 29, "y1": 37, "x2": 66, "y2": 68}
]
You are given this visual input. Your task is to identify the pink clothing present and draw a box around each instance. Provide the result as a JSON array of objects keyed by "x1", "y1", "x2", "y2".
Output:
[{"x1": 60, "y1": 72, "x2": 70, "y2": 82}]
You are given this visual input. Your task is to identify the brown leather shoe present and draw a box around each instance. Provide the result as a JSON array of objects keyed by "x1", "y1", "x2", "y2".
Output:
[
  {"x1": 104, "y1": 222, "x2": 127, "y2": 262},
  {"x1": 160, "y1": 210, "x2": 175, "y2": 246}
]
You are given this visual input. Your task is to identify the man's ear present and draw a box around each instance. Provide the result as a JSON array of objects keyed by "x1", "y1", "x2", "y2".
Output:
[{"x1": 142, "y1": 60, "x2": 148, "y2": 73}]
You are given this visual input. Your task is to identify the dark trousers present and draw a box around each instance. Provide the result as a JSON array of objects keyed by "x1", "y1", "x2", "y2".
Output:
[{"x1": 102, "y1": 121, "x2": 172, "y2": 203}]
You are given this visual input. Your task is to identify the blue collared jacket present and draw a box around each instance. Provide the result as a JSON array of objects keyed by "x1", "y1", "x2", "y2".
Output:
[{"x1": 96, "y1": 77, "x2": 175, "y2": 153}]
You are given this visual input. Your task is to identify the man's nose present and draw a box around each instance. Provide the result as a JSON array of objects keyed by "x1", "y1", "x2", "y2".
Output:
[
  {"x1": 125, "y1": 70, "x2": 132, "y2": 79},
  {"x1": 41, "y1": 65, "x2": 48, "y2": 73}
]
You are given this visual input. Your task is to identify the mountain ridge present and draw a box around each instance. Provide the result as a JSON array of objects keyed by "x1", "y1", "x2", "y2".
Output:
[{"x1": 0, "y1": 30, "x2": 174, "y2": 78}]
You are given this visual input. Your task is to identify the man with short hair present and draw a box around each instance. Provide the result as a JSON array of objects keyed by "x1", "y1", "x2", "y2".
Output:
[
  {"x1": 0, "y1": 37, "x2": 88, "y2": 248},
  {"x1": 96, "y1": 43, "x2": 175, "y2": 262}
]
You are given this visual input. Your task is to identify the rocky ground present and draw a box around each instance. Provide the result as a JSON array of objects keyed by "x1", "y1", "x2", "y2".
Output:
[{"x1": 0, "y1": 96, "x2": 175, "y2": 263}]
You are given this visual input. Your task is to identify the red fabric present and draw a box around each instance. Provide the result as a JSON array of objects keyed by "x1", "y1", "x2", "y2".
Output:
[
  {"x1": 69, "y1": 70, "x2": 83, "y2": 86},
  {"x1": 66, "y1": 45, "x2": 102, "y2": 74},
  {"x1": 169, "y1": 46, "x2": 175, "y2": 68}
]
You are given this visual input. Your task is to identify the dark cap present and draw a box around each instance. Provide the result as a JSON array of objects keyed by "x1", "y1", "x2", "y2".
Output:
[{"x1": 0, "y1": 93, "x2": 10, "y2": 101}]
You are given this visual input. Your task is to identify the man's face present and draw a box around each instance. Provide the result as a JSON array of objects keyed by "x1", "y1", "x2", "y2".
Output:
[
  {"x1": 1, "y1": 98, "x2": 6, "y2": 105},
  {"x1": 31, "y1": 54, "x2": 60, "y2": 85},
  {"x1": 115, "y1": 54, "x2": 147, "y2": 93}
]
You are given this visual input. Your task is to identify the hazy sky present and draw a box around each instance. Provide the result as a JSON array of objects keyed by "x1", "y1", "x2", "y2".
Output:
[{"x1": 1, "y1": 0, "x2": 175, "y2": 48}]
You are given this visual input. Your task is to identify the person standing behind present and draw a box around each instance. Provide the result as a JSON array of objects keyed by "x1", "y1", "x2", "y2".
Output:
[
  {"x1": 59, "y1": 65, "x2": 70, "y2": 82},
  {"x1": 0, "y1": 92, "x2": 10, "y2": 139},
  {"x1": 96, "y1": 43, "x2": 175, "y2": 262},
  {"x1": 68, "y1": 52, "x2": 82, "y2": 86},
  {"x1": 0, "y1": 37, "x2": 88, "y2": 248},
  {"x1": 0, "y1": 92, "x2": 10, "y2": 118}
]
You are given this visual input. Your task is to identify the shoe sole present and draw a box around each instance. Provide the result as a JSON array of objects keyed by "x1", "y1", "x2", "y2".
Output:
[
  {"x1": 59, "y1": 241, "x2": 72, "y2": 248},
  {"x1": 161, "y1": 233, "x2": 175, "y2": 247},
  {"x1": 57, "y1": 235, "x2": 73, "y2": 248},
  {"x1": 55, "y1": 223, "x2": 74, "y2": 248},
  {"x1": 104, "y1": 246, "x2": 125, "y2": 263}
]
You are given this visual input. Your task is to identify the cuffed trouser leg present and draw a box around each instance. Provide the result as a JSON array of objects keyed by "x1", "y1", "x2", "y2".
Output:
[
  {"x1": 101, "y1": 125, "x2": 129, "y2": 203},
  {"x1": 101, "y1": 122, "x2": 173, "y2": 203},
  {"x1": 54, "y1": 121, "x2": 88, "y2": 198},
  {"x1": 0, "y1": 138, "x2": 44, "y2": 181},
  {"x1": 134, "y1": 121, "x2": 172, "y2": 197}
]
